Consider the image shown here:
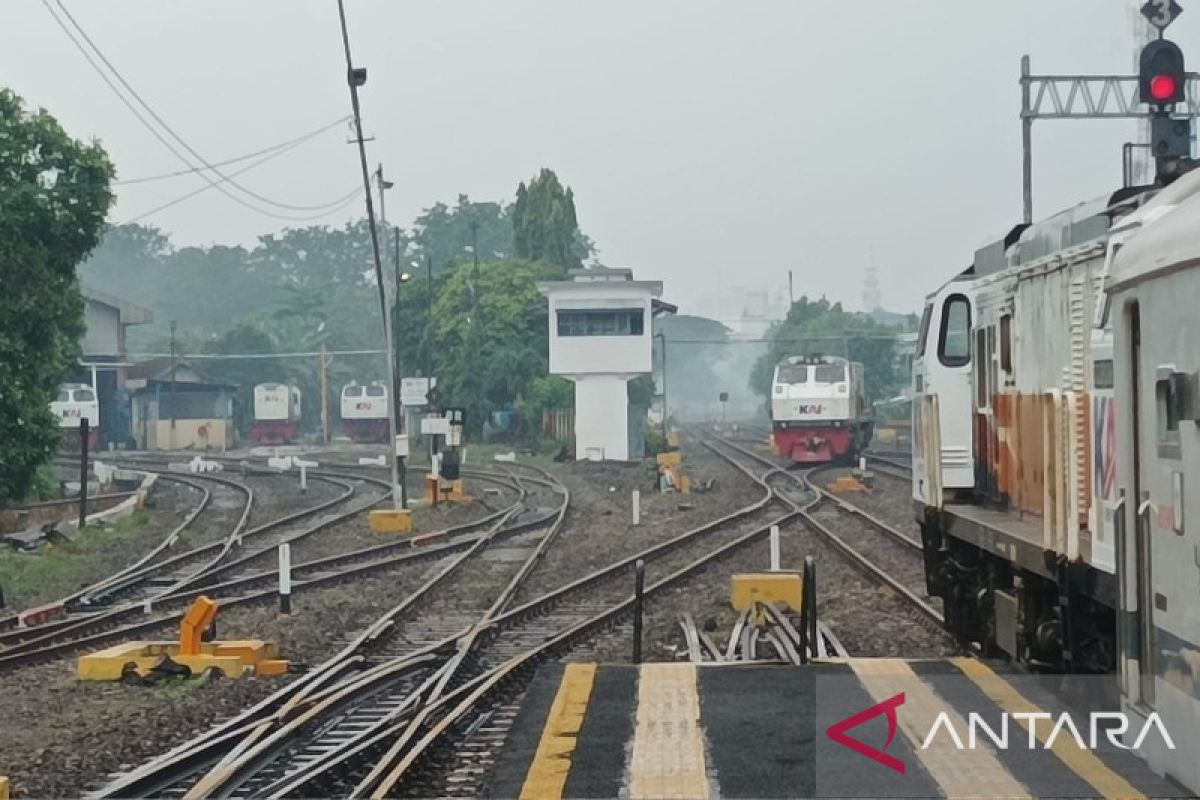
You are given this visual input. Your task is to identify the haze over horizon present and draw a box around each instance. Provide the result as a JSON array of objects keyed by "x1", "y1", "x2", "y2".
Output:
[{"x1": 6, "y1": 1, "x2": 1193, "y2": 316}]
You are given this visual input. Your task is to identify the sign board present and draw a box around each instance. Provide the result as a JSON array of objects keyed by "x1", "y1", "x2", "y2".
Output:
[
  {"x1": 1142, "y1": 0, "x2": 1183, "y2": 30},
  {"x1": 401, "y1": 377, "x2": 437, "y2": 407},
  {"x1": 444, "y1": 407, "x2": 466, "y2": 426},
  {"x1": 719, "y1": 392, "x2": 729, "y2": 403},
  {"x1": 421, "y1": 416, "x2": 451, "y2": 436}
]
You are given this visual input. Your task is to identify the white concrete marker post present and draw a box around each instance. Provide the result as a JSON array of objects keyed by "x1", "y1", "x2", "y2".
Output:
[
  {"x1": 859, "y1": 457, "x2": 866, "y2": 471},
  {"x1": 769, "y1": 525, "x2": 781, "y2": 571},
  {"x1": 278, "y1": 543, "x2": 292, "y2": 614},
  {"x1": 300, "y1": 464, "x2": 307, "y2": 494},
  {"x1": 632, "y1": 490, "x2": 641, "y2": 526}
]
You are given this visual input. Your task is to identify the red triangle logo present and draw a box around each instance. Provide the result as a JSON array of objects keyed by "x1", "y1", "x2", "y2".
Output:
[{"x1": 825, "y1": 692, "x2": 906, "y2": 774}]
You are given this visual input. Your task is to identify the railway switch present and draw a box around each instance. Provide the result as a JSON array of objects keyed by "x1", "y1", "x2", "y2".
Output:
[{"x1": 76, "y1": 595, "x2": 288, "y2": 680}]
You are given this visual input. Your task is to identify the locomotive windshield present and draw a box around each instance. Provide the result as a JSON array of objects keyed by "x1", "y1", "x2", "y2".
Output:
[
  {"x1": 365, "y1": 385, "x2": 386, "y2": 397},
  {"x1": 812, "y1": 365, "x2": 845, "y2": 383},
  {"x1": 776, "y1": 365, "x2": 807, "y2": 384},
  {"x1": 74, "y1": 388, "x2": 94, "y2": 401}
]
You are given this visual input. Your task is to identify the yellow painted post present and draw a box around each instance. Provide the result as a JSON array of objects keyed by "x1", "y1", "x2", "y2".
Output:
[
  {"x1": 0, "y1": 775, "x2": 9, "y2": 800},
  {"x1": 179, "y1": 596, "x2": 219, "y2": 656}
]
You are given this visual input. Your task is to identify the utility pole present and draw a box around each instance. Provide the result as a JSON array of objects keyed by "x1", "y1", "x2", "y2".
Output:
[
  {"x1": 788, "y1": 270, "x2": 794, "y2": 306},
  {"x1": 169, "y1": 320, "x2": 177, "y2": 451},
  {"x1": 318, "y1": 344, "x2": 329, "y2": 444},
  {"x1": 337, "y1": 0, "x2": 402, "y2": 512}
]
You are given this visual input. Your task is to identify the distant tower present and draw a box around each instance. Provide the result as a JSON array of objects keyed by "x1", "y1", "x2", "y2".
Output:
[{"x1": 862, "y1": 262, "x2": 881, "y2": 312}]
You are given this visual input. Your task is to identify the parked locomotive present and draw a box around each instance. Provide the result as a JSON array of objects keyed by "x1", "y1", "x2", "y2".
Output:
[
  {"x1": 250, "y1": 383, "x2": 302, "y2": 444},
  {"x1": 770, "y1": 355, "x2": 872, "y2": 463},
  {"x1": 51, "y1": 382, "x2": 100, "y2": 451},
  {"x1": 340, "y1": 381, "x2": 389, "y2": 443}
]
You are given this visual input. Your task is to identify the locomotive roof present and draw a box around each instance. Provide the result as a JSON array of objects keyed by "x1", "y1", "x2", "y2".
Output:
[
  {"x1": 1109, "y1": 168, "x2": 1200, "y2": 292},
  {"x1": 775, "y1": 354, "x2": 851, "y2": 367}
]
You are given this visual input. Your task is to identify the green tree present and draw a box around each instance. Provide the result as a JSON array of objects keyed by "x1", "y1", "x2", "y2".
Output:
[
  {"x1": 408, "y1": 194, "x2": 512, "y2": 271},
  {"x1": 512, "y1": 169, "x2": 586, "y2": 269},
  {"x1": 428, "y1": 259, "x2": 565, "y2": 435},
  {"x1": 750, "y1": 296, "x2": 902, "y2": 403},
  {"x1": 0, "y1": 89, "x2": 114, "y2": 505}
]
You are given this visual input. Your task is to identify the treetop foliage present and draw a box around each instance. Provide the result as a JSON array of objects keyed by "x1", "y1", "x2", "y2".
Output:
[
  {"x1": 0, "y1": 88, "x2": 113, "y2": 505},
  {"x1": 750, "y1": 295, "x2": 905, "y2": 402},
  {"x1": 513, "y1": 168, "x2": 588, "y2": 269}
]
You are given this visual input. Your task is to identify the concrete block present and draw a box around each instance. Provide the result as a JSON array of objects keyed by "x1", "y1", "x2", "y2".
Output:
[
  {"x1": 730, "y1": 572, "x2": 803, "y2": 614},
  {"x1": 369, "y1": 508, "x2": 413, "y2": 534}
]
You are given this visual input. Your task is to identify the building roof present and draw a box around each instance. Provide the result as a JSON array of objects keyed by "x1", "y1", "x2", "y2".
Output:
[
  {"x1": 127, "y1": 357, "x2": 233, "y2": 388},
  {"x1": 82, "y1": 286, "x2": 154, "y2": 326}
]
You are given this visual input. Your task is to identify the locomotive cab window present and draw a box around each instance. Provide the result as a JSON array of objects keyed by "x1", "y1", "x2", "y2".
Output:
[
  {"x1": 1094, "y1": 359, "x2": 1114, "y2": 390},
  {"x1": 365, "y1": 385, "x2": 386, "y2": 398},
  {"x1": 938, "y1": 294, "x2": 971, "y2": 367},
  {"x1": 777, "y1": 365, "x2": 808, "y2": 384},
  {"x1": 813, "y1": 365, "x2": 845, "y2": 383},
  {"x1": 74, "y1": 389, "x2": 95, "y2": 402},
  {"x1": 344, "y1": 386, "x2": 363, "y2": 398},
  {"x1": 999, "y1": 314, "x2": 1012, "y2": 374},
  {"x1": 916, "y1": 303, "x2": 932, "y2": 355},
  {"x1": 56, "y1": 390, "x2": 69, "y2": 402}
]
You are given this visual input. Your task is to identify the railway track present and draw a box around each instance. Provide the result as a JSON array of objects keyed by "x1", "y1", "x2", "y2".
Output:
[
  {"x1": 0, "y1": 463, "x2": 522, "y2": 671},
  {"x1": 98, "y1": 439, "x2": 946, "y2": 798},
  {"x1": 97, "y1": 444, "x2": 804, "y2": 798},
  {"x1": 714, "y1": 437, "x2": 941, "y2": 627},
  {"x1": 863, "y1": 451, "x2": 913, "y2": 482}
]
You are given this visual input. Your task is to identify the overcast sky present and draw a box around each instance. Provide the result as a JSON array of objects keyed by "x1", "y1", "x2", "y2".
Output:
[{"x1": 6, "y1": 1, "x2": 1198, "y2": 316}]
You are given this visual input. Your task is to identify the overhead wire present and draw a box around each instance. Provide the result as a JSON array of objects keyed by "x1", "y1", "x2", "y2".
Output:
[
  {"x1": 115, "y1": 116, "x2": 350, "y2": 185},
  {"x1": 44, "y1": 0, "x2": 360, "y2": 221}
]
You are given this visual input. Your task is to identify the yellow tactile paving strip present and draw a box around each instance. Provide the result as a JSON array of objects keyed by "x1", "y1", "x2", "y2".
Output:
[
  {"x1": 849, "y1": 658, "x2": 1031, "y2": 799},
  {"x1": 518, "y1": 663, "x2": 598, "y2": 800},
  {"x1": 951, "y1": 658, "x2": 1144, "y2": 800},
  {"x1": 627, "y1": 663, "x2": 711, "y2": 800}
]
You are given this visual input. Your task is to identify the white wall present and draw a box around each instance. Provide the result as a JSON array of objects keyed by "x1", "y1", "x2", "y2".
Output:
[
  {"x1": 83, "y1": 300, "x2": 121, "y2": 357},
  {"x1": 546, "y1": 288, "x2": 654, "y2": 376},
  {"x1": 574, "y1": 375, "x2": 630, "y2": 461}
]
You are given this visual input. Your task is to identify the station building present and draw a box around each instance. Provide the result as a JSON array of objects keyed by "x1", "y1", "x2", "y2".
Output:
[
  {"x1": 76, "y1": 286, "x2": 154, "y2": 448},
  {"x1": 537, "y1": 268, "x2": 674, "y2": 461},
  {"x1": 126, "y1": 358, "x2": 237, "y2": 451}
]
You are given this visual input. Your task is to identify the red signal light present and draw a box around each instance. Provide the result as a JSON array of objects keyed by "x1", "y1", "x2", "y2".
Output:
[{"x1": 1150, "y1": 74, "x2": 1178, "y2": 102}]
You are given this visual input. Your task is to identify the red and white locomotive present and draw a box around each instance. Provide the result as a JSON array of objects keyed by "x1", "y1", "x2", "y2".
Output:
[
  {"x1": 340, "y1": 381, "x2": 390, "y2": 443},
  {"x1": 51, "y1": 382, "x2": 100, "y2": 451},
  {"x1": 250, "y1": 383, "x2": 302, "y2": 444},
  {"x1": 770, "y1": 355, "x2": 872, "y2": 463}
]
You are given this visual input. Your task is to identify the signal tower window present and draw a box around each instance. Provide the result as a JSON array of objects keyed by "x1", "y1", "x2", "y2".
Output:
[
  {"x1": 557, "y1": 309, "x2": 645, "y2": 337},
  {"x1": 938, "y1": 294, "x2": 971, "y2": 368}
]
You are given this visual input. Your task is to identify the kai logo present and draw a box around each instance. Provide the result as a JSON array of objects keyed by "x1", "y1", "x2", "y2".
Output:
[{"x1": 796, "y1": 404, "x2": 824, "y2": 415}]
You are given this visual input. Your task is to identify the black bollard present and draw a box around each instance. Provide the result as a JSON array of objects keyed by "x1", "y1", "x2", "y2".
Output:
[
  {"x1": 632, "y1": 558, "x2": 646, "y2": 664},
  {"x1": 78, "y1": 417, "x2": 90, "y2": 530}
]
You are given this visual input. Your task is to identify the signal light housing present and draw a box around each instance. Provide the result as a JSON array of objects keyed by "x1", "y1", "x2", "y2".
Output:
[{"x1": 1140, "y1": 39, "x2": 1187, "y2": 105}]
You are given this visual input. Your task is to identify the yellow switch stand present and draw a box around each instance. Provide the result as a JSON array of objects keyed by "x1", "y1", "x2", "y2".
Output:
[{"x1": 77, "y1": 596, "x2": 288, "y2": 680}]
